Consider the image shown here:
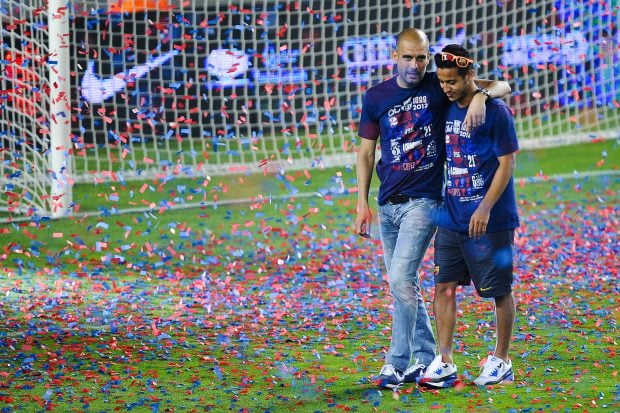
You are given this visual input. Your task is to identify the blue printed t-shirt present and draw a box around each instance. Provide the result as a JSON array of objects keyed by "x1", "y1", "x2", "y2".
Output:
[
  {"x1": 437, "y1": 99, "x2": 520, "y2": 233},
  {"x1": 358, "y1": 73, "x2": 448, "y2": 205}
]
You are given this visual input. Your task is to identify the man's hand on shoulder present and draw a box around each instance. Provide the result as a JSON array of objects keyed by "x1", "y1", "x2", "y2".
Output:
[{"x1": 463, "y1": 93, "x2": 487, "y2": 132}]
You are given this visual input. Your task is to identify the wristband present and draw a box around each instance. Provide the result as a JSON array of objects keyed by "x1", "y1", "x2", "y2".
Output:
[{"x1": 475, "y1": 88, "x2": 491, "y2": 100}]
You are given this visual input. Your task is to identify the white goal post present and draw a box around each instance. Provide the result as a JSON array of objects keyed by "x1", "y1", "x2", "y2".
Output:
[{"x1": 1, "y1": 0, "x2": 618, "y2": 219}]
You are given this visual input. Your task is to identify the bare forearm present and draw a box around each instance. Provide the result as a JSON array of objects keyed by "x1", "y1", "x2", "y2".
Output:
[
  {"x1": 468, "y1": 154, "x2": 515, "y2": 238},
  {"x1": 475, "y1": 79, "x2": 512, "y2": 99},
  {"x1": 480, "y1": 155, "x2": 515, "y2": 211},
  {"x1": 356, "y1": 149, "x2": 375, "y2": 207},
  {"x1": 355, "y1": 139, "x2": 376, "y2": 236}
]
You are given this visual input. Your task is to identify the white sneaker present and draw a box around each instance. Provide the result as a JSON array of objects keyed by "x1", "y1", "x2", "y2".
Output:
[
  {"x1": 473, "y1": 356, "x2": 514, "y2": 386},
  {"x1": 418, "y1": 355, "x2": 457, "y2": 388}
]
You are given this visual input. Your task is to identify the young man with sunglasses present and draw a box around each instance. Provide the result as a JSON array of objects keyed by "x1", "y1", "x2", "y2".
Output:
[
  {"x1": 355, "y1": 29, "x2": 511, "y2": 389},
  {"x1": 418, "y1": 44, "x2": 519, "y2": 388}
]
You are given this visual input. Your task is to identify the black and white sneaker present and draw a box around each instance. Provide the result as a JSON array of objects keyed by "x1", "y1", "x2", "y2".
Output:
[
  {"x1": 403, "y1": 362, "x2": 426, "y2": 384},
  {"x1": 376, "y1": 364, "x2": 404, "y2": 389}
]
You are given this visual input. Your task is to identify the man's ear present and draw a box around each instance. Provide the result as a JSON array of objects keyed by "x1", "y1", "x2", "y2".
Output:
[{"x1": 466, "y1": 69, "x2": 475, "y2": 82}]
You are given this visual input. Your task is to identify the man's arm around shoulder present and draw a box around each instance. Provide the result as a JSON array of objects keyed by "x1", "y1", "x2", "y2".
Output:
[{"x1": 464, "y1": 79, "x2": 512, "y2": 131}]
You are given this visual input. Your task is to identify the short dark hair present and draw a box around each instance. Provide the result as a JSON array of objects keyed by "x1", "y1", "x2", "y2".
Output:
[{"x1": 434, "y1": 44, "x2": 473, "y2": 78}]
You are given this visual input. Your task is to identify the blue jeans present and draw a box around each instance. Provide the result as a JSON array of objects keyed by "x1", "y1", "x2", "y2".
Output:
[{"x1": 378, "y1": 198, "x2": 439, "y2": 370}]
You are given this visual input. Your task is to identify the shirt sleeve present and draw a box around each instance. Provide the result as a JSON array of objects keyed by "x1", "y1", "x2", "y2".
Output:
[
  {"x1": 491, "y1": 102, "x2": 519, "y2": 157},
  {"x1": 358, "y1": 90, "x2": 380, "y2": 140}
]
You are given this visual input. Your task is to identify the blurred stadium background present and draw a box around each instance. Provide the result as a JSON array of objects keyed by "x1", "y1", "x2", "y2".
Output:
[{"x1": 1, "y1": 0, "x2": 618, "y2": 218}]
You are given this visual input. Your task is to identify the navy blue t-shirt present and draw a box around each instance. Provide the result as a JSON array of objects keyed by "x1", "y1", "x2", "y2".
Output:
[
  {"x1": 358, "y1": 73, "x2": 448, "y2": 205},
  {"x1": 437, "y1": 99, "x2": 520, "y2": 233}
]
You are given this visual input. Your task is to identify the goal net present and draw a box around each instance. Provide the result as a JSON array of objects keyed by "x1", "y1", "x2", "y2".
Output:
[{"x1": 1, "y1": 0, "x2": 618, "y2": 218}]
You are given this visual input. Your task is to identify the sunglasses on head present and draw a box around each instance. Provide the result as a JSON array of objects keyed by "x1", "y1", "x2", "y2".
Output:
[{"x1": 440, "y1": 52, "x2": 474, "y2": 68}]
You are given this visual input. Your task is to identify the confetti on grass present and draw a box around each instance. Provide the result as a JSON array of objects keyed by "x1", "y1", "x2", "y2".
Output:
[
  {"x1": 1, "y1": 171, "x2": 618, "y2": 410},
  {"x1": 1, "y1": 1, "x2": 619, "y2": 411}
]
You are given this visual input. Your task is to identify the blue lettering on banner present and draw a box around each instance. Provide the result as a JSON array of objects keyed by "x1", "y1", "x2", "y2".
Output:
[
  {"x1": 501, "y1": 31, "x2": 588, "y2": 66},
  {"x1": 252, "y1": 69, "x2": 308, "y2": 84},
  {"x1": 340, "y1": 36, "x2": 396, "y2": 82}
]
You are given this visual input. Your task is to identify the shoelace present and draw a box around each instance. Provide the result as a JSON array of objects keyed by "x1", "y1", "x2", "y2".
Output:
[
  {"x1": 380, "y1": 365, "x2": 401, "y2": 376},
  {"x1": 404, "y1": 363, "x2": 424, "y2": 375}
]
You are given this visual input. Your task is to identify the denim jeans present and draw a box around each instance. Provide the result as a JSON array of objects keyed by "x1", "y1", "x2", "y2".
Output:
[{"x1": 378, "y1": 197, "x2": 439, "y2": 370}]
